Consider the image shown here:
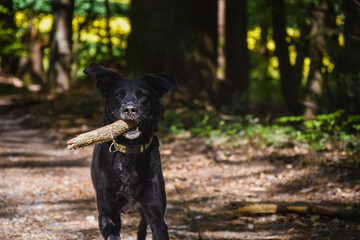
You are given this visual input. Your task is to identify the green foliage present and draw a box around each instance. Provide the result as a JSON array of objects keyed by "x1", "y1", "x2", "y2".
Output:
[
  {"x1": 0, "y1": 10, "x2": 27, "y2": 59},
  {"x1": 7, "y1": 0, "x2": 130, "y2": 82},
  {"x1": 276, "y1": 110, "x2": 360, "y2": 151},
  {"x1": 0, "y1": 40, "x2": 27, "y2": 56},
  {"x1": 74, "y1": 0, "x2": 129, "y2": 17},
  {"x1": 1, "y1": 0, "x2": 358, "y2": 119},
  {"x1": 13, "y1": 0, "x2": 129, "y2": 16},
  {"x1": 75, "y1": 41, "x2": 126, "y2": 80},
  {"x1": 0, "y1": 5, "x2": 10, "y2": 14},
  {"x1": 161, "y1": 109, "x2": 360, "y2": 152},
  {"x1": 13, "y1": 0, "x2": 51, "y2": 12}
]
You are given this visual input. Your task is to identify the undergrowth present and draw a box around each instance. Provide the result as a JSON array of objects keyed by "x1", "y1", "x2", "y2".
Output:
[{"x1": 159, "y1": 109, "x2": 360, "y2": 152}]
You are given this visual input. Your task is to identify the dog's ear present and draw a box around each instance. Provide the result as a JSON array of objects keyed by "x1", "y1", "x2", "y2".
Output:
[
  {"x1": 142, "y1": 74, "x2": 177, "y2": 98},
  {"x1": 84, "y1": 63, "x2": 121, "y2": 97}
]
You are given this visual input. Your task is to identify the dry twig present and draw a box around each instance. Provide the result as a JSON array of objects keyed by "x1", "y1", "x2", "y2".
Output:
[{"x1": 67, "y1": 120, "x2": 137, "y2": 150}]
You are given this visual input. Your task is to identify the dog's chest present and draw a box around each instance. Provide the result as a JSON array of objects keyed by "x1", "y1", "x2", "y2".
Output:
[{"x1": 112, "y1": 158, "x2": 142, "y2": 213}]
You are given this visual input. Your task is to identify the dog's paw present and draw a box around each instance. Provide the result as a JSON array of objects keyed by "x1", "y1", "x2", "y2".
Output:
[{"x1": 107, "y1": 235, "x2": 121, "y2": 240}]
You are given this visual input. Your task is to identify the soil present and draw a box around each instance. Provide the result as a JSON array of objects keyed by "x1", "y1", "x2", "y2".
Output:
[{"x1": 0, "y1": 93, "x2": 360, "y2": 240}]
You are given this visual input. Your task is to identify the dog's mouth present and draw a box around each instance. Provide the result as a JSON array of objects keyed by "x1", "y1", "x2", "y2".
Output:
[
  {"x1": 124, "y1": 126, "x2": 142, "y2": 139},
  {"x1": 123, "y1": 121, "x2": 145, "y2": 139}
]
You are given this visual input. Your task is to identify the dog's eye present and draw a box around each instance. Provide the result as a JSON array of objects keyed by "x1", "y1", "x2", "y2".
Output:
[
  {"x1": 136, "y1": 91, "x2": 148, "y2": 100},
  {"x1": 115, "y1": 90, "x2": 125, "y2": 99}
]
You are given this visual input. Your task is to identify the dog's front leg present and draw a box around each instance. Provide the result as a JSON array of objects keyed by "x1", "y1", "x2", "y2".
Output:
[
  {"x1": 137, "y1": 211, "x2": 148, "y2": 240},
  {"x1": 140, "y1": 174, "x2": 169, "y2": 240},
  {"x1": 141, "y1": 204, "x2": 168, "y2": 240},
  {"x1": 98, "y1": 211, "x2": 121, "y2": 240}
]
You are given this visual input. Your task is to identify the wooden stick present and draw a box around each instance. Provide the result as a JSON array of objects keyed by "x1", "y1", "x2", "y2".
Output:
[{"x1": 67, "y1": 120, "x2": 137, "y2": 150}]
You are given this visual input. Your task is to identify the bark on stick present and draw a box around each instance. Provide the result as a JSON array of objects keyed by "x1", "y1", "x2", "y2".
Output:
[{"x1": 67, "y1": 120, "x2": 137, "y2": 150}]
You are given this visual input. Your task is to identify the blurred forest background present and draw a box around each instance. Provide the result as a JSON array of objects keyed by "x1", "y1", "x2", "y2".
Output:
[
  {"x1": 0, "y1": 0, "x2": 360, "y2": 151},
  {"x1": 1, "y1": 1, "x2": 360, "y2": 239}
]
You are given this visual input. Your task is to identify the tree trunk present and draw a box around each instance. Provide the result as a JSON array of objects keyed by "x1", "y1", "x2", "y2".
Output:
[
  {"x1": 271, "y1": 0, "x2": 304, "y2": 115},
  {"x1": 126, "y1": 0, "x2": 218, "y2": 107},
  {"x1": 217, "y1": 0, "x2": 225, "y2": 81},
  {"x1": 47, "y1": 0, "x2": 74, "y2": 94},
  {"x1": 16, "y1": 19, "x2": 48, "y2": 88},
  {"x1": 71, "y1": 0, "x2": 95, "y2": 83},
  {"x1": 220, "y1": 202, "x2": 360, "y2": 223},
  {"x1": 303, "y1": 1, "x2": 326, "y2": 119},
  {"x1": 334, "y1": 1, "x2": 360, "y2": 114},
  {"x1": 223, "y1": 0, "x2": 249, "y2": 112}
]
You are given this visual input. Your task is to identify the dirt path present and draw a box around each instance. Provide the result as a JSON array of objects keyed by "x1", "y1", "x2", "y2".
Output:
[
  {"x1": 0, "y1": 113, "x2": 97, "y2": 239},
  {"x1": 1, "y1": 105, "x2": 360, "y2": 239}
]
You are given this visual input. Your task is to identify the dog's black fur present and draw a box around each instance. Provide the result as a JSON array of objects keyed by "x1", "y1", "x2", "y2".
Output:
[{"x1": 84, "y1": 63, "x2": 177, "y2": 240}]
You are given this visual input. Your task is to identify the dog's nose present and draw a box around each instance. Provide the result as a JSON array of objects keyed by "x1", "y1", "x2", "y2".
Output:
[{"x1": 123, "y1": 103, "x2": 137, "y2": 116}]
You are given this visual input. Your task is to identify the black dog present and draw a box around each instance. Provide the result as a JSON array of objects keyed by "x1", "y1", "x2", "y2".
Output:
[{"x1": 84, "y1": 63, "x2": 177, "y2": 240}]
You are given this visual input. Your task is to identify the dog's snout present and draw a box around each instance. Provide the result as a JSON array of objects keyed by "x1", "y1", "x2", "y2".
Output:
[
  {"x1": 122, "y1": 103, "x2": 137, "y2": 116},
  {"x1": 124, "y1": 106, "x2": 137, "y2": 114}
]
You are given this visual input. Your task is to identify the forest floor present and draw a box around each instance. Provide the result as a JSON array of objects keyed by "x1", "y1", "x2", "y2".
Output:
[{"x1": 0, "y1": 92, "x2": 360, "y2": 240}]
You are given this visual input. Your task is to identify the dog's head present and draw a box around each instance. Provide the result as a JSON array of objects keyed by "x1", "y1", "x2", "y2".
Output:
[{"x1": 84, "y1": 63, "x2": 177, "y2": 142}]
